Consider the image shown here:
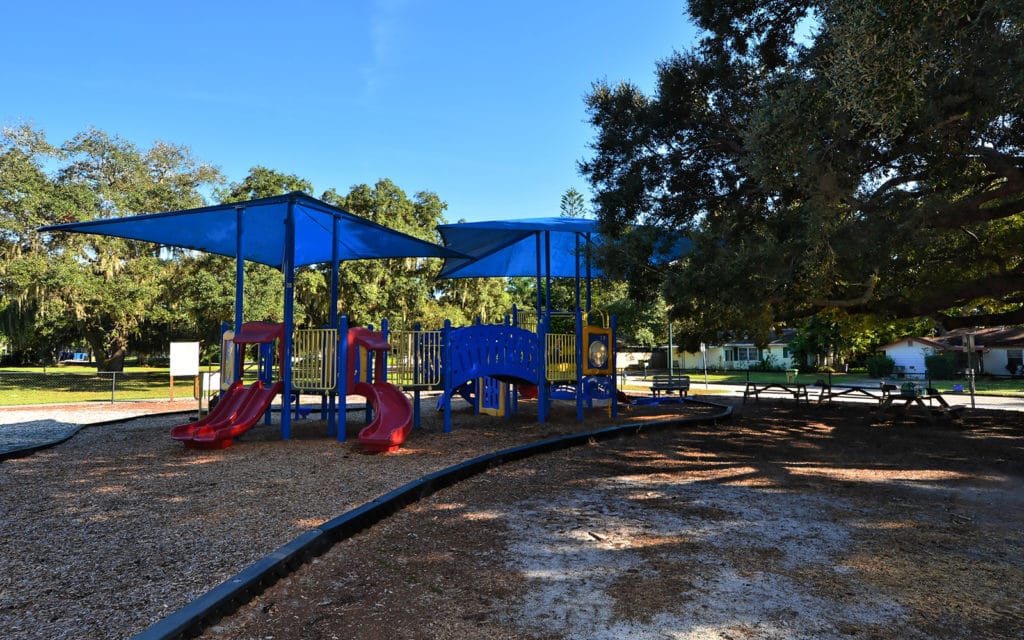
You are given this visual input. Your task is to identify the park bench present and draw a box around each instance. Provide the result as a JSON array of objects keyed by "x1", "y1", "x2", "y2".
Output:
[{"x1": 651, "y1": 374, "x2": 690, "y2": 398}]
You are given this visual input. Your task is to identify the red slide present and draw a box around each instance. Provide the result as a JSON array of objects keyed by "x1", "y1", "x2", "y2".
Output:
[
  {"x1": 171, "y1": 380, "x2": 247, "y2": 442},
  {"x1": 170, "y1": 381, "x2": 283, "y2": 449},
  {"x1": 354, "y1": 381, "x2": 414, "y2": 453}
]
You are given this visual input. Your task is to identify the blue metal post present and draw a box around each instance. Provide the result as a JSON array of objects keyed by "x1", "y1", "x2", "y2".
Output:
[
  {"x1": 611, "y1": 315, "x2": 618, "y2": 419},
  {"x1": 328, "y1": 214, "x2": 340, "y2": 436},
  {"x1": 337, "y1": 315, "x2": 349, "y2": 442},
  {"x1": 364, "y1": 323, "x2": 374, "y2": 423},
  {"x1": 280, "y1": 196, "x2": 296, "y2": 440},
  {"x1": 443, "y1": 319, "x2": 452, "y2": 433},
  {"x1": 233, "y1": 206, "x2": 245, "y2": 383},
  {"x1": 412, "y1": 322, "x2": 421, "y2": 429},
  {"x1": 575, "y1": 308, "x2": 584, "y2": 421},
  {"x1": 538, "y1": 316, "x2": 548, "y2": 424}
]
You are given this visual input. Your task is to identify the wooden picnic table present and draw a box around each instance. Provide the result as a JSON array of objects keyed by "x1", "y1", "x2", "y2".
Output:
[
  {"x1": 873, "y1": 388, "x2": 966, "y2": 425},
  {"x1": 817, "y1": 385, "x2": 884, "y2": 404},
  {"x1": 743, "y1": 382, "x2": 809, "y2": 404}
]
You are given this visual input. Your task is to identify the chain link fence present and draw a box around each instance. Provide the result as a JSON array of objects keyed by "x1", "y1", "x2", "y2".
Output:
[{"x1": 0, "y1": 371, "x2": 177, "y2": 405}]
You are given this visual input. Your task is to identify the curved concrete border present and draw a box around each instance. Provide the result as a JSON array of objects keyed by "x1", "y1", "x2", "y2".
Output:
[
  {"x1": 130, "y1": 400, "x2": 732, "y2": 640},
  {"x1": 0, "y1": 412, "x2": 194, "y2": 462}
]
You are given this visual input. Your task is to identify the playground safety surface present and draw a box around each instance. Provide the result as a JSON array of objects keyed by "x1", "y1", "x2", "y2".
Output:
[{"x1": 2, "y1": 398, "x2": 1022, "y2": 639}]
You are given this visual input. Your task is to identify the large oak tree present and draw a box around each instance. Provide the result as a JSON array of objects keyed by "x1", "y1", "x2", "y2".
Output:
[{"x1": 582, "y1": 0, "x2": 1024, "y2": 337}]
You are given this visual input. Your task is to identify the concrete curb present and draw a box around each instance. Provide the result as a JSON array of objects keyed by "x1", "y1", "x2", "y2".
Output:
[
  {"x1": 130, "y1": 400, "x2": 733, "y2": 640},
  {"x1": 0, "y1": 411, "x2": 194, "y2": 462}
]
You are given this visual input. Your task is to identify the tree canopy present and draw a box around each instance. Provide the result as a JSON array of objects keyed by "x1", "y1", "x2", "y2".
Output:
[
  {"x1": 2, "y1": 127, "x2": 622, "y2": 366},
  {"x1": 582, "y1": 0, "x2": 1024, "y2": 336}
]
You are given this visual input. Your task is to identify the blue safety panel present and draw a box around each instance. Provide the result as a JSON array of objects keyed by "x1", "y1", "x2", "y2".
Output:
[{"x1": 439, "y1": 325, "x2": 540, "y2": 408}]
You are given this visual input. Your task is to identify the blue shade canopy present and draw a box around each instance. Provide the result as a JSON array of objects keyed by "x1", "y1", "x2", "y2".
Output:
[
  {"x1": 39, "y1": 192, "x2": 464, "y2": 268},
  {"x1": 437, "y1": 217, "x2": 693, "y2": 279},
  {"x1": 437, "y1": 217, "x2": 604, "y2": 279}
]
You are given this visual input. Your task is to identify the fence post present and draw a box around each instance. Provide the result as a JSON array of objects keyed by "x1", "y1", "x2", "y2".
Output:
[{"x1": 110, "y1": 371, "x2": 117, "y2": 404}]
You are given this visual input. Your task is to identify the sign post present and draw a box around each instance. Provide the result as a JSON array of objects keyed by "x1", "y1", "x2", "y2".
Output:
[
  {"x1": 169, "y1": 342, "x2": 200, "y2": 402},
  {"x1": 700, "y1": 342, "x2": 708, "y2": 389}
]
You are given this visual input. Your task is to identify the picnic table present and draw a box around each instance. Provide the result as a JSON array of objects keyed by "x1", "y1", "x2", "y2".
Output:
[
  {"x1": 873, "y1": 387, "x2": 966, "y2": 424},
  {"x1": 743, "y1": 382, "x2": 809, "y2": 404},
  {"x1": 817, "y1": 381, "x2": 896, "y2": 404}
]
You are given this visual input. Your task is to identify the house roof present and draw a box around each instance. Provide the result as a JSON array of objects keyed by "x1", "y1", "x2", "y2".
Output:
[
  {"x1": 933, "y1": 326, "x2": 1024, "y2": 349},
  {"x1": 720, "y1": 328, "x2": 797, "y2": 347},
  {"x1": 879, "y1": 336, "x2": 950, "y2": 351}
]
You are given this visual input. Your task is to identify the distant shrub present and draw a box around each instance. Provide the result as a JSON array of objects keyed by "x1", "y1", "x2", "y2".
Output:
[
  {"x1": 749, "y1": 354, "x2": 784, "y2": 372},
  {"x1": 866, "y1": 354, "x2": 895, "y2": 378}
]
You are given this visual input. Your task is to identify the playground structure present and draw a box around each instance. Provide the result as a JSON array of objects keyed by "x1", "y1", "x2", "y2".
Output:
[
  {"x1": 386, "y1": 307, "x2": 617, "y2": 433},
  {"x1": 40, "y1": 194, "x2": 668, "y2": 451},
  {"x1": 170, "y1": 297, "x2": 617, "y2": 451}
]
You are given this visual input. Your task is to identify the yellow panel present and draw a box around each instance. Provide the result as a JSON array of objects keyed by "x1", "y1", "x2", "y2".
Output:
[
  {"x1": 292, "y1": 329, "x2": 338, "y2": 392},
  {"x1": 387, "y1": 329, "x2": 444, "y2": 389},
  {"x1": 546, "y1": 333, "x2": 577, "y2": 381}
]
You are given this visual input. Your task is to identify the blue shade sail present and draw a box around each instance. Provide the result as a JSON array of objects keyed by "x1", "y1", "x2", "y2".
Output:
[
  {"x1": 38, "y1": 192, "x2": 465, "y2": 268},
  {"x1": 436, "y1": 217, "x2": 692, "y2": 279},
  {"x1": 437, "y1": 217, "x2": 603, "y2": 279}
]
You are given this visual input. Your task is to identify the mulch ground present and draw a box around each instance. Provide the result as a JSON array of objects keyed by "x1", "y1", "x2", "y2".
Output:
[{"x1": 198, "y1": 399, "x2": 1024, "y2": 640}]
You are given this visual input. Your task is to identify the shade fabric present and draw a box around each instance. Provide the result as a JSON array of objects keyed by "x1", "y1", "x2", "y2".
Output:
[
  {"x1": 437, "y1": 217, "x2": 604, "y2": 279},
  {"x1": 39, "y1": 192, "x2": 464, "y2": 269},
  {"x1": 437, "y1": 217, "x2": 692, "y2": 279}
]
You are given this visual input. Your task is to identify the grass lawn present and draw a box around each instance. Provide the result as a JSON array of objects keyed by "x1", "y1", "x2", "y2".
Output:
[
  {"x1": 3, "y1": 365, "x2": 1022, "y2": 405},
  {"x1": 0, "y1": 366, "x2": 196, "y2": 406}
]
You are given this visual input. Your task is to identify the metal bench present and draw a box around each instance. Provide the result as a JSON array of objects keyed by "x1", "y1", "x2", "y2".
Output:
[{"x1": 651, "y1": 374, "x2": 690, "y2": 397}]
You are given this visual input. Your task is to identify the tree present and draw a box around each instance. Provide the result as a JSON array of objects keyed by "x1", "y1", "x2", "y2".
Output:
[
  {"x1": 582, "y1": 1, "x2": 1024, "y2": 336},
  {"x1": 560, "y1": 187, "x2": 588, "y2": 219},
  {"x1": 1, "y1": 126, "x2": 223, "y2": 368},
  {"x1": 322, "y1": 179, "x2": 450, "y2": 329}
]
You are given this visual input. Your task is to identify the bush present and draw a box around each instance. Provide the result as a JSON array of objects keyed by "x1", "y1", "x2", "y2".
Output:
[
  {"x1": 748, "y1": 353, "x2": 784, "y2": 372},
  {"x1": 925, "y1": 352, "x2": 957, "y2": 379},
  {"x1": 866, "y1": 354, "x2": 895, "y2": 378}
]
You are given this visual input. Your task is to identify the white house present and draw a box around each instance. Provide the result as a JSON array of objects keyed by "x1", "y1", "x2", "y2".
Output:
[
  {"x1": 877, "y1": 337, "x2": 947, "y2": 379},
  {"x1": 880, "y1": 327, "x2": 1024, "y2": 377},
  {"x1": 932, "y1": 327, "x2": 1024, "y2": 376},
  {"x1": 668, "y1": 330, "x2": 797, "y2": 371}
]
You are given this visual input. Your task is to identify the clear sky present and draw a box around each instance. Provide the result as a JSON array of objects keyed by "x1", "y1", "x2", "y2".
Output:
[{"x1": 2, "y1": 1, "x2": 697, "y2": 222}]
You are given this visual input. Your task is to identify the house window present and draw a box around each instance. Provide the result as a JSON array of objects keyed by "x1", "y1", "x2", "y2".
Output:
[{"x1": 735, "y1": 347, "x2": 759, "y2": 361}]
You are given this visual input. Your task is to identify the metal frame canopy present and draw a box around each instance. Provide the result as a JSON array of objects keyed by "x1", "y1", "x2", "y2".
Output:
[
  {"x1": 39, "y1": 191, "x2": 462, "y2": 268},
  {"x1": 39, "y1": 191, "x2": 466, "y2": 442}
]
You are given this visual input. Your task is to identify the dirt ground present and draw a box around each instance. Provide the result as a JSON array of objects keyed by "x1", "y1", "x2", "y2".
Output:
[{"x1": 198, "y1": 400, "x2": 1024, "y2": 640}]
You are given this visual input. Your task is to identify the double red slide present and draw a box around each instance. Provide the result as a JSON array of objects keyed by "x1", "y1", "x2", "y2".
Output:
[{"x1": 171, "y1": 380, "x2": 283, "y2": 449}]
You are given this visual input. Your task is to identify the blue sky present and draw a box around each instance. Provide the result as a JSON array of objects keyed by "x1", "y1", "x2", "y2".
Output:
[{"x1": 3, "y1": 1, "x2": 697, "y2": 222}]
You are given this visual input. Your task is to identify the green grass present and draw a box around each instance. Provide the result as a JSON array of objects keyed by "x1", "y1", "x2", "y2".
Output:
[
  {"x1": 3, "y1": 364, "x2": 1022, "y2": 406},
  {"x1": 0, "y1": 366, "x2": 191, "y2": 406}
]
